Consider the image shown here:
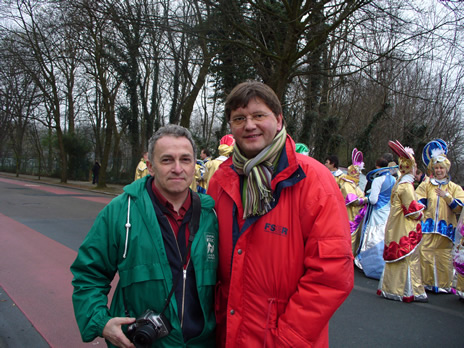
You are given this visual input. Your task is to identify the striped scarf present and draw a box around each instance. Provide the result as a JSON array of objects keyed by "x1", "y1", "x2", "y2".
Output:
[{"x1": 232, "y1": 127, "x2": 287, "y2": 219}]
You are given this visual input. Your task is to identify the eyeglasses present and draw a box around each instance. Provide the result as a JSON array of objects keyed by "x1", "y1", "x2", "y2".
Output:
[{"x1": 229, "y1": 113, "x2": 272, "y2": 127}]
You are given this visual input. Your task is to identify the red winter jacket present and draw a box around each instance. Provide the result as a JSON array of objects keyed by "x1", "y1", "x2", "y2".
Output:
[{"x1": 207, "y1": 136, "x2": 354, "y2": 348}]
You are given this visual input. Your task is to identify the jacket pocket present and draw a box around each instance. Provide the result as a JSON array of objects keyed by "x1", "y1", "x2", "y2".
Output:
[{"x1": 118, "y1": 263, "x2": 165, "y2": 287}]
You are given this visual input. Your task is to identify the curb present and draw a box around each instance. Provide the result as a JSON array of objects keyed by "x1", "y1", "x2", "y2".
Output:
[{"x1": 0, "y1": 173, "x2": 124, "y2": 196}]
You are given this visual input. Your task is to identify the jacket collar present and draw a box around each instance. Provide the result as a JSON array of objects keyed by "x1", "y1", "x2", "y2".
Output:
[
  {"x1": 124, "y1": 175, "x2": 151, "y2": 197},
  {"x1": 430, "y1": 177, "x2": 450, "y2": 186},
  {"x1": 214, "y1": 135, "x2": 305, "y2": 213}
]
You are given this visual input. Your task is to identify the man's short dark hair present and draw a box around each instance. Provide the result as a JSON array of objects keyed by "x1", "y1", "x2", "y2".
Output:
[
  {"x1": 225, "y1": 81, "x2": 282, "y2": 121},
  {"x1": 382, "y1": 152, "x2": 394, "y2": 163},
  {"x1": 375, "y1": 157, "x2": 389, "y2": 168},
  {"x1": 201, "y1": 148, "x2": 211, "y2": 157},
  {"x1": 148, "y1": 124, "x2": 197, "y2": 163},
  {"x1": 325, "y1": 155, "x2": 339, "y2": 168}
]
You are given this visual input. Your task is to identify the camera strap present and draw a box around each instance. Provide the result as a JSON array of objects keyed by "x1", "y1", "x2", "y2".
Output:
[
  {"x1": 159, "y1": 191, "x2": 200, "y2": 315},
  {"x1": 122, "y1": 191, "x2": 201, "y2": 318}
]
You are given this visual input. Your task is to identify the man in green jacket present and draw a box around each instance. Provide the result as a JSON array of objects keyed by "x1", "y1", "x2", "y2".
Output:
[{"x1": 71, "y1": 125, "x2": 218, "y2": 348}]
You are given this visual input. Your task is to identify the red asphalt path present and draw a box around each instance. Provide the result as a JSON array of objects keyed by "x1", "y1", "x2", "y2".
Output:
[
  {"x1": 0, "y1": 213, "x2": 107, "y2": 347},
  {"x1": 0, "y1": 178, "x2": 115, "y2": 347}
]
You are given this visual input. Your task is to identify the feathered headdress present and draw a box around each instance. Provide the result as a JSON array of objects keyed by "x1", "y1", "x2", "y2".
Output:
[
  {"x1": 422, "y1": 139, "x2": 450, "y2": 172},
  {"x1": 346, "y1": 148, "x2": 364, "y2": 182},
  {"x1": 218, "y1": 134, "x2": 235, "y2": 157},
  {"x1": 388, "y1": 140, "x2": 415, "y2": 175},
  {"x1": 352, "y1": 148, "x2": 364, "y2": 170}
]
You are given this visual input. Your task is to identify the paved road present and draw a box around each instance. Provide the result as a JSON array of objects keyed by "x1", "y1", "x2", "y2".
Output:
[
  {"x1": 0, "y1": 174, "x2": 461, "y2": 347},
  {"x1": 0, "y1": 175, "x2": 113, "y2": 348},
  {"x1": 330, "y1": 269, "x2": 462, "y2": 347}
]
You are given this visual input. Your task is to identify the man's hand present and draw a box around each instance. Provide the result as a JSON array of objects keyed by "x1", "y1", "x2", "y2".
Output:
[{"x1": 102, "y1": 317, "x2": 136, "y2": 348}]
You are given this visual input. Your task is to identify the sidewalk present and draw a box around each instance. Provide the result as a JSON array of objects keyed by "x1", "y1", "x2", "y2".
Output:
[{"x1": 0, "y1": 172, "x2": 125, "y2": 196}]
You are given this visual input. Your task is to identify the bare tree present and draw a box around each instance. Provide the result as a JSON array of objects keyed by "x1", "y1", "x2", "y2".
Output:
[
  {"x1": 280, "y1": 1, "x2": 464, "y2": 168},
  {"x1": 66, "y1": 0, "x2": 124, "y2": 186},
  {"x1": 2, "y1": 1, "x2": 77, "y2": 182}
]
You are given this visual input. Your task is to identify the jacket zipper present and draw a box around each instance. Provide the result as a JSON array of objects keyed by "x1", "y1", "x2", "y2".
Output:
[
  {"x1": 169, "y1": 224, "x2": 189, "y2": 328},
  {"x1": 181, "y1": 259, "x2": 191, "y2": 328}
]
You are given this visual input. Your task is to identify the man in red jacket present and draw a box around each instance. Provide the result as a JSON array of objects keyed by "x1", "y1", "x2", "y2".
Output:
[{"x1": 207, "y1": 81, "x2": 354, "y2": 348}]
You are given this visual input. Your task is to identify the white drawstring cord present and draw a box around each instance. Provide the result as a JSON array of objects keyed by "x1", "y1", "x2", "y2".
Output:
[{"x1": 123, "y1": 196, "x2": 131, "y2": 258}]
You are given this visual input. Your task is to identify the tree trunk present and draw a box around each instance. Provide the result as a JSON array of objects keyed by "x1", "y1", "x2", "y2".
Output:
[{"x1": 180, "y1": 55, "x2": 213, "y2": 129}]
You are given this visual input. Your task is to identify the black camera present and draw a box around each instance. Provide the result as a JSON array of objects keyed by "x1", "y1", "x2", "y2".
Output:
[{"x1": 126, "y1": 310, "x2": 172, "y2": 347}]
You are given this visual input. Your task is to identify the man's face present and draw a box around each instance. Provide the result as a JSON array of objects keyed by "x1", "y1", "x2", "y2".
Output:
[
  {"x1": 324, "y1": 160, "x2": 335, "y2": 171},
  {"x1": 200, "y1": 150, "x2": 207, "y2": 160},
  {"x1": 229, "y1": 97, "x2": 282, "y2": 158},
  {"x1": 147, "y1": 136, "x2": 195, "y2": 201}
]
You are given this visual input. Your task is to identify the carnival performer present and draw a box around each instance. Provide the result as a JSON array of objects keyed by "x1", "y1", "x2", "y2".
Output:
[
  {"x1": 355, "y1": 157, "x2": 396, "y2": 279},
  {"x1": 134, "y1": 151, "x2": 149, "y2": 181},
  {"x1": 416, "y1": 139, "x2": 464, "y2": 293},
  {"x1": 453, "y1": 212, "x2": 464, "y2": 300},
  {"x1": 193, "y1": 148, "x2": 212, "y2": 193},
  {"x1": 202, "y1": 134, "x2": 235, "y2": 190},
  {"x1": 339, "y1": 148, "x2": 367, "y2": 256},
  {"x1": 190, "y1": 159, "x2": 207, "y2": 194},
  {"x1": 377, "y1": 140, "x2": 427, "y2": 302}
]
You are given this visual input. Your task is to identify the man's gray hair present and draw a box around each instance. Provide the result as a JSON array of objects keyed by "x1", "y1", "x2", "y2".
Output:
[{"x1": 147, "y1": 124, "x2": 197, "y2": 163}]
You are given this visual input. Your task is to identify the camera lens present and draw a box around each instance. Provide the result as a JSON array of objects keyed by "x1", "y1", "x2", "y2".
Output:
[{"x1": 133, "y1": 325, "x2": 158, "y2": 347}]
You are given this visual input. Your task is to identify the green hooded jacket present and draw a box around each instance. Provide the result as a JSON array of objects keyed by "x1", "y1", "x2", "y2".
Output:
[{"x1": 71, "y1": 176, "x2": 218, "y2": 347}]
